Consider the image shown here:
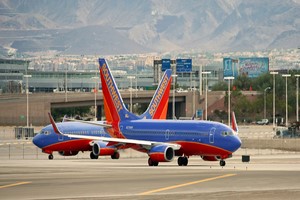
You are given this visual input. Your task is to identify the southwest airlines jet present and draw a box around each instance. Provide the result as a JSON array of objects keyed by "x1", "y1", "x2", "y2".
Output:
[
  {"x1": 36, "y1": 58, "x2": 241, "y2": 167},
  {"x1": 33, "y1": 68, "x2": 172, "y2": 160}
]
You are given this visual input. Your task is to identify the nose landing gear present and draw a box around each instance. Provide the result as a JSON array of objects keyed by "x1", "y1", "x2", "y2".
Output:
[{"x1": 220, "y1": 160, "x2": 226, "y2": 167}]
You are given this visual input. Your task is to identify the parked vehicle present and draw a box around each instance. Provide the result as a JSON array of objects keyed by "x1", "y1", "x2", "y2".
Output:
[{"x1": 256, "y1": 119, "x2": 269, "y2": 125}]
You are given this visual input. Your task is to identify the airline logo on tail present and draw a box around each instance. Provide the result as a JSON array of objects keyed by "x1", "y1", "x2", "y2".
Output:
[
  {"x1": 141, "y1": 69, "x2": 172, "y2": 119},
  {"x1": 101, "y1": 62, "x2": 124, "y2": 113}
]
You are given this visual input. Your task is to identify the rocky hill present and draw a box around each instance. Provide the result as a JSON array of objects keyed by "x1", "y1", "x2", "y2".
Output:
[{"x1": 0, "y1": 0, "x2": 299, "y2": 56}]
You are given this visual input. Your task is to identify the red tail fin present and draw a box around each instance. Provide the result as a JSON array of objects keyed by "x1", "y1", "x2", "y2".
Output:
[
  {"x1": 231, "y1": 111, "x2": 238, "y2": 132},
  {"x1": 99, "y1": 58, "x2": 138, "y2": 123},
  {"x1": 139, "y1": 69, "x2": 172, "y2": 119}
]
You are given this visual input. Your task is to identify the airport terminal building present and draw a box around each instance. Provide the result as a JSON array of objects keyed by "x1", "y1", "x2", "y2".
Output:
[{"x1": 0, "y1": 58, "x2": 221, "y2": 94}]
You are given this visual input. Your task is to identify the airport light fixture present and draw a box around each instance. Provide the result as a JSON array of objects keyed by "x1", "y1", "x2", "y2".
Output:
[
  {"x1": 270, "y1": 71, "x2": 278, "y2": 129},
  {"x1": 202, "y1": 71, "x2": 211, "y2": 120},
  {"x1": 295, "y1": 75, "x2": 300, "y2": 122},
  {"x1": 264, "y1": 87, "x2": 271, "y2": 119},
  {"x1": 171, "y1": 74, "x2": 178, "y2": 119},
  {"x1": 282, "y1": 74, "x2": 291, "y2": 127},
  {"x1": 65, "y1": 70, "x2": 67, "y2": 102},
  {"x1": 224, "y1": 76, "x2": 235, "y2": 127},
  {"x1": 91, "y1": 76, "x2": 98, "y2": 121},
  {"x1": 127, "y1": 76, "x2": 135, "y2": 113},
  {"x1": 24, "y1": 74, "x2": 32, "y2": 127},
  {"x1": 199, "y1": 65, "x2": 203, "y2": 96}
]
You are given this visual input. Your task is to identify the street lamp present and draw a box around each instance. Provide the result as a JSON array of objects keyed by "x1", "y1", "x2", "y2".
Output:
[
  {"x1": 127, "y1": 76, "x2": 135, "y2": 113},
  {"x1": 295, "y1": 75, "x2": 300, "y2": 122},
  {"x1": 202, "y1": 71, "x2": 211, "y2": 120},
  {"x1": 264, "y1": 87, "x2": 271, "y2": 119},
  {"x1": 270, "y1": 71, "x2": 278, "y2": 128},
  {"x1": 91, "y1": 77, "x2": 98, "y2": 121},
  {"x1": 24, "y1": 74, "x2": 32, "y2": 127},
  {"x1": 199, "y1": 65, "x2": 203, "y2": 95},
  {"x1": 171, "y1": 74, "x2": 178, "y2": 119},
  {"x1": 192, "y1": 80, "x2": 196, "y2": 117},
  {"x1": 224, "y1": 76, "x2": 235, "y2": 127},
  {"x1": 282, "y1": 74, "x2": 291, "y2": 127},
  {"x1": 65, "y1": 70, "x2": 68, "y2": 102}
]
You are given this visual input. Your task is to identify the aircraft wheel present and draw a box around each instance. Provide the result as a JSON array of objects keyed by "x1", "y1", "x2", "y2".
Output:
[
  {"x1": 183, "y1": 156, "x2": 188, "y2": 166},
  {"x1": 177, "y1": 156, "x2": 183, "y2": 166},
  {"x1": 220, "y1": 160, "x2": 226, "y2": 167},
  {"x1": 48, "y1": 154, "x2": 53, "y2": 160},
  {"x1": 148, "y1": 158, "x2": 158, "y2": 166},
  {"x1": 148, "y1": 157, "x2": 154, "y2": 166},
  {"x1": 90, "y1": 152, "x2": 99, "y2": 159},
  {"x1": 111, "y1": 152, "x2": 120, "y2": 159}
]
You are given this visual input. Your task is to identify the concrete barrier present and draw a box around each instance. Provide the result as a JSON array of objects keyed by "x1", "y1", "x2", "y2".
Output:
[{"x1": 242, "y1": 138, "x2": 300, "y2": 152}]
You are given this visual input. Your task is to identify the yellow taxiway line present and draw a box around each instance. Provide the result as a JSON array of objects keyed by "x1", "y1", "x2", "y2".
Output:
[
  {"x1": 0, "y1": 182, "x2": 31, "y2": 189},
  {"x1": 139, "y1": 173, "x2": 236, "y2": 195}
]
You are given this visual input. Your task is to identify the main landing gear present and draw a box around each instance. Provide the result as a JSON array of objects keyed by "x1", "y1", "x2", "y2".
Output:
[
  {"x1": 111, "y1": 152, "x2": 120, "y2": 159},
  {"x1": 48, "y1": 154, "x2": 53, "y2": 160},
  {"x1": 220, "y1": 160, "x2": 226, "y2": 167},
  {"x1": 90, "y1": 152, "x2": 99, "y2": 159},
  {"x1": 177, "y1": 156, "x2": 188, "y2": 166},
  {"x1": 148, "y1": 158, "x2": 159, "y2": 166}
]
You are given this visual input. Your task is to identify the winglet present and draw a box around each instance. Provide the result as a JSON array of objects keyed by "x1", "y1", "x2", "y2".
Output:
[
  {"x1": 48, "y1": 112, "x2": 63, "y2": 135},
  {"x1": 231, "y1": 111, "x2": 238, "y2": 133}
]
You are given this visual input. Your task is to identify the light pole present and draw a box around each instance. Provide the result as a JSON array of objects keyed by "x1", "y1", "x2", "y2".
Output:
[
  {"x1": 192, "y1": 80, "x2": 196, "y2": 117},
  {"x1": 282, "y1": 74, "x2": 291, "y2": 127},
  {"x1": 127, "y1": 76, "x2": 135, "y2": 113},
  {"x1": 295, "y1": 75, "x2": 300, "y2": 122},
  {"x1": 65, "y1": 70, "x2": 68, "y2": 102},
  {"x1": 91, "y1": 77, "x2": 98, "y2": 121},
  {"x1": 270, "y1": 71, "x2": 278, "y2": 128},
  {"x1": 199, "y1": 65, "x2": 203, "y2": 95},
  {"x1": 24, "y1": 74, "x2": 32, "y2": 127},
  {"x1": 202, "y1": 71, "x2": 211, "y2": 120},
  {"x1": 171, "y1": 74, "x2": 178, "y2": 119},
  {"x1": 224, "y1": 76, "x2": 235, "y2": 127},
  {"x1": 264, "y1": 87, "x2": 271, "y2": 119}
]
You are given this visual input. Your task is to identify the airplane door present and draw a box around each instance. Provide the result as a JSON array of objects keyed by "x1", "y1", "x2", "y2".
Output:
[
  {"x1": 58, "y1": 133, "x2": 64, "y2": 141},
  {"x1": 165, "y1": 129, "x2": 170, "y2": 140},
  {"x1": 209, "y1": 127, "x2": 216, "y2": 143},
  {"x1": 58, "y1": 127, "x2": 64, "y2": 141}
]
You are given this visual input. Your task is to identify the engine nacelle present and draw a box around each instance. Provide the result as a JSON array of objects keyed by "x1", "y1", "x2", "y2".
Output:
[
  {"x1": 149, "y1": 145, "x2": 174, "y2": 162},
  {"x1": 92, "y1": 141, "x2": 116, "y2": 156},
  {"x1": 58, "y1": 151, "x2": 79, "y2": 156},
  {"x1": 201, "y1": 156, "x2": 221, "y2": 161}
]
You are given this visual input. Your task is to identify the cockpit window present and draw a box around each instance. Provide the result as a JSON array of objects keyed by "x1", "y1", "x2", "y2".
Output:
[
  {"x1": 222, "y1": 131, "x2": 233, "y2": 136},
  {"x1": 41, "y1": 130, "x2": 50, "y2": 135}
]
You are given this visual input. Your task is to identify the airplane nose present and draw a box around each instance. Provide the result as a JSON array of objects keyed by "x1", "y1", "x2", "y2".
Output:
[
  {"x1": 234, "y1": 136, "x2": 242, "y2": 151},
  {"x1": 32, "y1": 135, "x2": 41, "y2": 148}
]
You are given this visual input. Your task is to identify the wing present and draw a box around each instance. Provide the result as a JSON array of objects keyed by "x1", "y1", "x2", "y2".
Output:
[
  {"x1": 48, "y1": 112, "x2": 180, "y2": 150},
  {"x1": 65, "y1": 134, "x2": 181, "y2": 150}
]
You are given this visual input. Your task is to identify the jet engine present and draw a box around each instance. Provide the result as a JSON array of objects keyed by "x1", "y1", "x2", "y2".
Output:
[
  {"x1": 58, "y1": 151, "x2": 79, "y2": 156},
  {"x1": 92, "y1": 141, "x2": 116, "y2": 156},
  {"x1": 149, "y1": 145, "x2": 174, "y2": 162}
]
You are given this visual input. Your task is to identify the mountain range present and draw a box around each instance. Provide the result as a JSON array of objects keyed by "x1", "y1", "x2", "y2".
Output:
[{"x1": 0, "y1": 0, "x2": 299, "y2": 56}]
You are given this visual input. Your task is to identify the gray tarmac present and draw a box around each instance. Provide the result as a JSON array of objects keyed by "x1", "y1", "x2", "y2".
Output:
[
  {"x1": 1, "y1": 125, "x2": 300, "y2": 199},
  {"x1": 1, "y1": 153, "x2": 300, "y2": 200}
]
